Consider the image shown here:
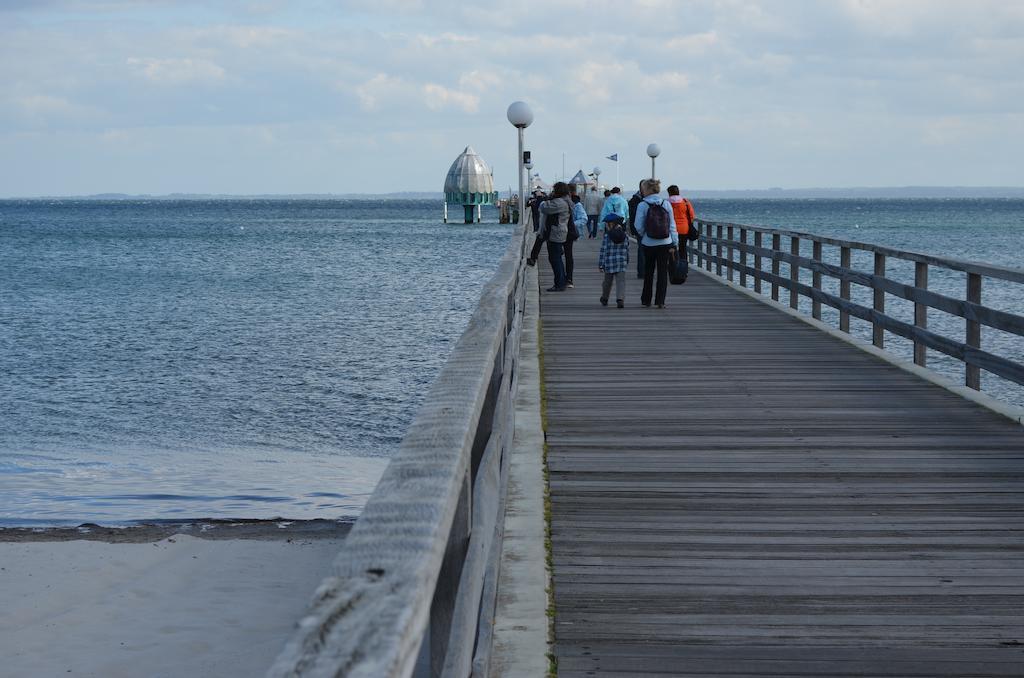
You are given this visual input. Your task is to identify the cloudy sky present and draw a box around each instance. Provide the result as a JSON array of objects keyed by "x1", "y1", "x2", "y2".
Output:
[{"x1": 2, "y1": 0, "x2": 1022, "y2": 196}]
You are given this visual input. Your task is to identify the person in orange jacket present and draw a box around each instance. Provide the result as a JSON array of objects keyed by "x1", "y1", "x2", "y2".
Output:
[
  {"x1": 667, "y1": 184, "x2": 694, "y2": 240},
  {"x1": 667, "y1": 184, "x2": 695, "y2": 284}
]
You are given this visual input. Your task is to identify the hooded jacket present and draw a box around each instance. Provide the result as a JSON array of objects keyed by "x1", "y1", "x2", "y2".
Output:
[
  {"x1": 634, "y1": 194, "x2": 680, "y2": 248},
  {"x1": 598, "y1": 194, "x2": 628, "y2": 224},
  {"x1": 669, "y1": 195, "x2": 694, "y2": 235},
  {"x1": 538, "y1": 196, "x2": 572, "y2": 243}
]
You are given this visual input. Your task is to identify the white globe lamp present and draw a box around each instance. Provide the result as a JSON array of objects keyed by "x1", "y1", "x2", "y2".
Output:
[
  {"x1": 507, "y1": 101, "x2": 534, "y2": 227},
  {"x1": 646, "y1": 143, "x2": 661, "y2": 179}
]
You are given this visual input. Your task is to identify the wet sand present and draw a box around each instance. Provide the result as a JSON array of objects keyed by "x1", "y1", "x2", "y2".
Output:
[{"x1": 0, "y1": 520, "x2": 350, "y2": 678}]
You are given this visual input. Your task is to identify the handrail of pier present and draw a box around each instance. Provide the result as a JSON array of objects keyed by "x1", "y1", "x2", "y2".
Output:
[
  {"x1": 689, "y1": 219, "x2": 1024, "y2": 392},
  {"x1": 268, "y1": 221, "x2": 530, "y2": 678}
]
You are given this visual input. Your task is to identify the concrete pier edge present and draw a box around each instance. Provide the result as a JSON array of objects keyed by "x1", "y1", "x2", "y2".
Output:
[
  {"x1": 692, "y1": 265, "x2": 1024, "y2": 427},
  {"x1": 489, "y1": 262, "x2": 552, "y2": 676}
]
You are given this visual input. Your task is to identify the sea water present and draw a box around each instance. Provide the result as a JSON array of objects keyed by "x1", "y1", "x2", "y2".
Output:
[
  {"x1": 0, "y1": 199, "x2": 511, "y2": 526},
  {"x1": 1, "y1": 198, "x2": 1022, "y2": 527}
]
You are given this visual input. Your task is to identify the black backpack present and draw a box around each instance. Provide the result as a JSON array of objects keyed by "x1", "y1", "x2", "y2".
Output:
[
  {"x1": 644, "y1": 200, "x2": 671, "y2": 239},
  {"x1": 608, "y1": 224, "x2": 627, "y2": 244}
]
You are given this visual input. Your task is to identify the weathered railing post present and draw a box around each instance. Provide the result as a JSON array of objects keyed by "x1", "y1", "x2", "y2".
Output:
[
  {"x1": 840, "y1": 246, "x2": 851, "y2": 333},
  {"x1": 727, "y1": 225, "x2": 735, "y2": 282},
  {"x1": 753, "y1": 231, "x2": 763, "y2": 294},
  {"x1": 716, "y1": 224, "x2": 724, "y2": 277},
  {"x1": 706, "y1": 224, "x2": 713, "y2": 271},
  {"x1": 771, "y1": 233, "x2": 781, "y2": 301},
  {"x1": 431, "y1": 471, "x2": 471, "y2": 675},
  {"x1": 812, "y1": 240, "x2": 823, "y2": 320},
  {"x1": 914, "y1": 262, "x2": 928, "y2": 367},
  {"x1": 700, "y1": 224, "x2": 706, "y2": 268},
  {"x1": 967, "y1": 273, "x2": 982, "y2": 389},
  {"x1": 873, "y1": 252, "x2": 886, "y2": 348},
  {"x1": 739, "y1": 228, "x2": 748, "y2": 287},
  {"x1": 790, "y1": 236, "x2": 800, "y2": 310}
]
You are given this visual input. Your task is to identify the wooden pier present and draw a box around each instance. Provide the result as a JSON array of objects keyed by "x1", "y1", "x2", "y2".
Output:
[
  {"x1": 272, "y1": 220, "x2": 1023, "y2": 677},
  {"x1": 540, "y1": 237, "x2": 1024, "y2": 677}
]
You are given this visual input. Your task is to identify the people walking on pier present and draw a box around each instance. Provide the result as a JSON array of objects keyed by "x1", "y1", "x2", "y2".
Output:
[
  {"x1": 633, "y1": 178, "x2": 678, "y2": 308},
  {"x1": 599, "y1": 186, "x2": 628, "y2": 235},
  {"x1": 598, "y1": 214, "x2": 630, "y2": 308},
  {"x1": 566, "y1": 193, "x2": 587, "y2": 288},
  {"x1": 538, "y1": 182, "x2": 573, "y2": 292},
  {"x1": 584, "y1": 186, "x2": 603, "y2": 238},
  {"x1": 627, "y1": 181, "x2": 645, "y2": 279}
]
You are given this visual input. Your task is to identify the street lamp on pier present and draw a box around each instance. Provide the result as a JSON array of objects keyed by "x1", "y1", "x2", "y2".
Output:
[
  {"x1": 506, "y1": 101, "x2": 534, "y2": 226},
  {"x1": 646, "y1": 143, "x2": 661, "y2": 180}
]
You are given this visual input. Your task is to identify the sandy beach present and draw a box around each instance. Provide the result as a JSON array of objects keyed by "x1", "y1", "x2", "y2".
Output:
[{"x1": 0, "y1": 520, "x2": 350, "y2": 678}]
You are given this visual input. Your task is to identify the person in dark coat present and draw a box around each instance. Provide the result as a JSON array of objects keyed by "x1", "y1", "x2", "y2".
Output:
[
  {"x1": 537, "y1": 182, "x2": 572, "y2": 292},
  {"x1": 526, "y1": 190, "x2": 547, "y2": 266},
  {"x1": 627, "y1": 180, "x2": 645, "y2": 279}
]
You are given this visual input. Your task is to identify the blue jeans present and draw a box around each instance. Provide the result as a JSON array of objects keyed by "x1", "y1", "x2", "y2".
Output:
[
  {"x1": 546, "y1": 240, "x2": 567, "y2": 290},
  {"x1": 586, "y1": 214, "x2": 599, "y2": 237}
]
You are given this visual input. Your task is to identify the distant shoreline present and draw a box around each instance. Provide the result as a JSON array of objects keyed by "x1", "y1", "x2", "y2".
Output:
[{"x1": 5, "y1": 187, "x2": 1024, "y2": 200}]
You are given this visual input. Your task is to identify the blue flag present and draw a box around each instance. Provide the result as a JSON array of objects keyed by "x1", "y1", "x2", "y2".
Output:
[{"x1": 606, "y1": 153, "x2": 618, "y2": 162}]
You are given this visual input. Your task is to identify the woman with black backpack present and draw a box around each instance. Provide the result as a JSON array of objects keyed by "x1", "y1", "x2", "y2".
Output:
[{"x1": 633, "y1": 178, "x2": 679, "y2": 308}]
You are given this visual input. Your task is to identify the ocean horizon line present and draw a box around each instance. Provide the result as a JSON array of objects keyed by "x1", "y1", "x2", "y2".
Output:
[{"x1": 5, "y1": 186, "x2": 1024, "y2": 201}]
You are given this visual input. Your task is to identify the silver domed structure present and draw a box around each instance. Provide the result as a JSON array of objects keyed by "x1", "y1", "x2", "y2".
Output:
[{"x1": 444, "y1": 145, "x2": 495, "y2": 223}]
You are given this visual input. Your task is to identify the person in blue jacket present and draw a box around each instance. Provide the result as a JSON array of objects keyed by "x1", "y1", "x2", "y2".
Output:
[
  {"x1": 566, "y1": 193, "x2": 587, "y2": 288},
  {"x1": 598, "y1": 186, "x2": 629, "y2": 230},
  {"x1": 632, "y1": 178, "x2": 679, "y2": 308}
]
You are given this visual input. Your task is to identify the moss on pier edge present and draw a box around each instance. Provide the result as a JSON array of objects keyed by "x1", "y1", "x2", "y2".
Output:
[{"x1": 537, "y1": 317, "x2": 557, "y2": 677}]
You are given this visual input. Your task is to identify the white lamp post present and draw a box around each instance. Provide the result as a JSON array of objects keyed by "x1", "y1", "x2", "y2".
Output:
[
  {"x1": 506, "y1": 101, "x2": 534, "y2": 227},
  {"x1": 593, "y1": 166, "x2": 601, "y2": 188},
  {"x1": 646, "y1": 143, "x2": 661, "y2": 180},
  {"x1": 523, "y1": 160, "x2": 534, "y2": 226}
]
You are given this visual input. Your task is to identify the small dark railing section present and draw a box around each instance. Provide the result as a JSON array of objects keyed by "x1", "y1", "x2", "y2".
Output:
[{"x1": 688, "y1": 219, "x2": 1024, "y2": 393}]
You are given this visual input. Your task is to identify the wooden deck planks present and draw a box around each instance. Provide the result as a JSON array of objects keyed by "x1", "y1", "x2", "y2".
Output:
[{"x1": 539, "y1": 238, "x2": 1024, "y2": 677}]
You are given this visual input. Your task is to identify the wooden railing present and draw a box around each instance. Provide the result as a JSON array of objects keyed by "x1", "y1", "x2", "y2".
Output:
[
  {"x1": 268, "y1": 222, "x2": 530, "y2": 677},
  {"x1": 688, "y1": 219, "x2": 1024, "y2": 391}
]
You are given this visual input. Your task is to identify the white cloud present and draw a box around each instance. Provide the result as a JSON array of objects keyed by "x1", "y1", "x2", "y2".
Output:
[
  {"x1": 422, "y1": 83, "x2": 479, "y2": 113},
  {"x1": 642, "y1": 71, "x2": 690, "y2": 91},
  {"x1": 176, "y1": 25, "x2": 296, "y2": 49},
  {"x1": 16, "y1": 94, "x2": 78, "y2": 116},
  {"x1": 8, "y1": 93, "x2": 105, "y2": 126},
  {"x1": 126, "y1": 57, "x2": 226, "y2": 84},
  {"x1": 457, "y1": 70, "x2": 502, "y2": 92},
  {"x1": 414, "y1": 32, "x2": 478, "y2": 49},
  {"x1": 354, "y1": 73, "x2": 404, "y2": 111},
  {"x1": 918, "y1": 115, "x2": 1009, "y2": 148},
  {"x1": 666, "y1": 31, "x2": 719, "y2": 56}
]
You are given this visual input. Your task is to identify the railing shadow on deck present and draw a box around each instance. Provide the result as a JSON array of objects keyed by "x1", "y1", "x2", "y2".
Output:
[
  {"x1": 268, "y1": 222, "x2": 530, "y2": 678},
  {"x1": 688, "y1": 219, "x2": 1024, "y2": 398}
]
